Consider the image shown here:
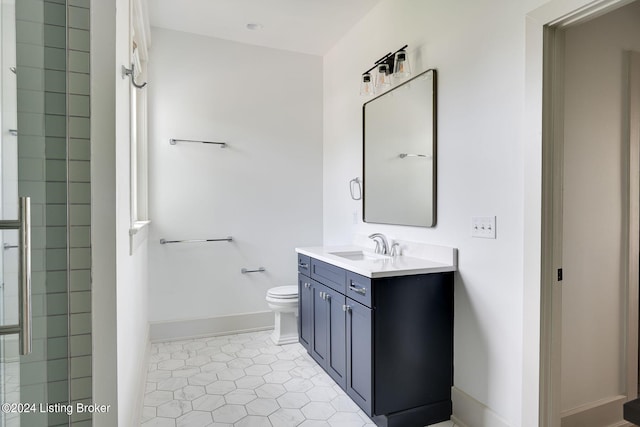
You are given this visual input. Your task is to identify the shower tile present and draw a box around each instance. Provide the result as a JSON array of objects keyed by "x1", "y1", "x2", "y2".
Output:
[
  {"x1": 20, "y1": 383, "x2": 46, "y2": 405},
  {"x1": 45, "y1": 248, "x2": 66, "y2": 272},
  {"x1": 17, "y1": 42, "x2": 45, "y2": 68},
  {"x1": 46, "y1": 182, "x2": 67, "y2": 203},
  {"x1": 44, "y1": 46, "x2": 66, "y2": 71},
  {"x1": 18, "y1": 89, "x2": 45, "y2": 113},
  {"x1": 69, "y1": 182, "x2": 91, "y2": 204},
  {"x1": 16, "y1": 0, "x2": 45, "y2": 24},
  {"x1": 44, "y1": 114, "x2": 67, "y2": 138},
  {"x1": 71, "y1": 377, "x2": 92, "y2": 400},
  {"x1": 17, "y1": 67, "x2": 45, "y2": 91},
  {"x1": 47, "y1": 292, "x2": 68, "y2": 315},
  {"x1": 46, "y1": 136, "x2": 67, "y2": 159},
  {"x1": 20, "y1": 361, "x2": 46, "y2": 385},
  {"x1": 70, "y1": 313, "x2": 92, "y2": 335},
  {"x1": 45, "y1": 159, "x2": 67, "y2": 182},
  {"x1": 45, "y1": 225, "x2": 66, "y2": 248},
  {"x1": 69, "y1": 72, "x2": 90, "y2": 95},
  {"x1": 47, "y1": 337, "x2": 68, "y2": 359},
  {"x1": 69, "y1": 0, "x2": 89, "y2": 9},
  {"x1": 70, "y1": 248, "x2": 91, "y2": 269},
  {"x1": 19, "y1": 157, "x2": 45, "y2": 181},
  {"x1": 44, "y1": 24, "x2": 66, "y2": 48},
  {"x1": 43, "y1": 1, "x2": 65, "y2": 26},
  {"x1": 69, "y1": 94, "x2": 90, "y2": 117},
  {"x1": 69, "y1": 6, "x2": 90, "y2": 30},
  {"x1": 70, "y1": 356, "x2": 92, "y2": 378},
  {"x1": 69, "y1": 50, "x2": 89, "y2": 73},
  {"x1": 69, "y1": 116, "x2": 90, "y2": 138},
  {"x1": 45, "y1": 92, "x2": 66, "y2": 115},
  {"x1": 19, "y1": 135, "x2": 46, "y2": 158},
  {"x1": 44, "y1": 69, "x2": 66, "y2": 93},
  {"x1": 47, "y1": 314, "x2": 69, "y2": 337},
  {"x1": 47, "y1": 358, "x2": 69, "y2": 382},
  {"x1": 69, "y1": 204, "x2": 90, "y2": 226},
  {"x1": 69, "y1": 160, "x2": 90, "y2": 182},
  {"x1": 47, "y1": 271, "x2": 68, "y2": 293},
  {"x1": 70, "y1": 269, "x2": 91, "y2": 291},
  {"x1": 18, "y1": 112, "x2": 45, "y2": 136},
  {"x1": 70, "y1": 334, "x2": 92, "y2": 356},
  {"x1": 46, "y1": 203, "x2": 67, "y2": 225},
  {"x1": 70, "y1": 290, "x2": 91, "y2": 313},
  {"x1": 17, "y1": 20, "x2": 44, "y2": 45},
  {"x1": 69, "y1": 28, "x2": 90, "y2": 52},
  {"x1": 69, "y1": 138, "x2": 90, "y2": 160},
  {"x1": 70, "y1": 225, "x2": 91, "y2": 247},
  {"x1": 48, "y1": 379, "x2": 69, "y2": 403}
]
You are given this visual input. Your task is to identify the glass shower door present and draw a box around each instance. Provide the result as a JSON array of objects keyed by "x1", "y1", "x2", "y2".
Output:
[
  {"x1": 1, "y1": 0, "x2": 38, "y2": 425},
  {"x1": 0, "y1": 0, "x2": 21, "y2": 424}
]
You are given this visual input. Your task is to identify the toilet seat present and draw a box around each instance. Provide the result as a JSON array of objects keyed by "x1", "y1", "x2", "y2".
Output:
[{"x1": 267, "y1": 286, "x2": 298, "y2": 299}]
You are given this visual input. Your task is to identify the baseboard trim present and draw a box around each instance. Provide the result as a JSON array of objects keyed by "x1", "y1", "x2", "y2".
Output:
[
  {"x1": 561, "y1": 395, "x2": 627, "y2": 427},
  {"x1": 451, "y1": 386, "x2": 510, "y2": 427},
  {"x1": 149, "y1": 311, "x2": 274, "y2": 342}
]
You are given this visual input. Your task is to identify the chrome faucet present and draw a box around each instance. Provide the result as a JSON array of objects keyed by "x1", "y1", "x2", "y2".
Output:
[{"x1": 368, "y1": 233, "x2": 389, "y2": 255}]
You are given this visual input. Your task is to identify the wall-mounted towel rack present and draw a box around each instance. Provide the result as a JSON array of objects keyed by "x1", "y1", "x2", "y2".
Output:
[
  {"x1": 399, "y1": 153, "x2": 431, "y2": 159},
  {"x1": 160, "y1": 237, "x2": 233, "y2": 245},
  {"x1": 169, "y1": 138, "x2": 227, "y2": 148},
  {"x1": 241, "y1": 267, "x2": 265, "y2": 274}
]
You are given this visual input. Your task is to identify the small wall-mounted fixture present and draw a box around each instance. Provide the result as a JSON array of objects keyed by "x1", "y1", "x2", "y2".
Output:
[
  {"x1": 121, "y1": 63, "x2": 147, "y2": 89},
  {"x1": 360, "y1": 45, "x2": 411, "y2": 96}
]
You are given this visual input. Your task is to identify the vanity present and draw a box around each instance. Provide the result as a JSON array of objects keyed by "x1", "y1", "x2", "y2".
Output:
[{"x1": 295, "y1": 242, "x2": 456, "y2": 427}]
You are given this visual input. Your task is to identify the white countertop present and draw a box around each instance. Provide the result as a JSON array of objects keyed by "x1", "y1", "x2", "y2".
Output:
[{"x1": 296, "y1": 245, "x2": 457, "y2": 278}]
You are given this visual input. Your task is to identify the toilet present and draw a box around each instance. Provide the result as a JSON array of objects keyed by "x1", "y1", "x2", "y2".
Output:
[{"x1": 266, "y1": 285, "x2": 299, "y2": 345}]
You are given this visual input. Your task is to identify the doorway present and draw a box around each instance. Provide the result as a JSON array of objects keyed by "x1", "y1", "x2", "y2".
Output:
[{"x1": 538, "y1": 1, "x2": 640, "y2": 426}]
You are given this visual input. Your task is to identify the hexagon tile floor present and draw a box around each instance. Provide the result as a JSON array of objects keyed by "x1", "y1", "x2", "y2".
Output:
[{"x1": 142, "y1": 329, "x2": 457, "y2": 427}]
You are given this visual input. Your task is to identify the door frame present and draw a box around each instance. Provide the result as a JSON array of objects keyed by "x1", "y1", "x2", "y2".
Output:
[{"x1": 525, "y1": 0, "x2": 639, "y2": 425}]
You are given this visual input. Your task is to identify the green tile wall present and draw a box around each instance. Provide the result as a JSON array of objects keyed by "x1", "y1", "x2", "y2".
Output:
[{"x1": 16, "y1": 0, "x2": 92, "y2": 425}]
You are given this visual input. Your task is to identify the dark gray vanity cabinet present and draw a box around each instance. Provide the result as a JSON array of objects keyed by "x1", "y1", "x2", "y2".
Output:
[{"x1": 297, "y1": 253, "x2": 454, "y2": 427}]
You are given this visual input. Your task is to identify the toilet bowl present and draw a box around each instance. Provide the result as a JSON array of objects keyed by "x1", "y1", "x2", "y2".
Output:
[{"x1": 266, "y1": 285, "x2": 299, "y2": 345}]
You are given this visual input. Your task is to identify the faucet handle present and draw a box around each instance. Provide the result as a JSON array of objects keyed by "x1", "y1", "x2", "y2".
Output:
[
  {"x1": 389, "y1": 242, "x2": 401, "y2": 257},
  {"x1": 372, "y1": 240, "x2": 381, "y2": 254}
]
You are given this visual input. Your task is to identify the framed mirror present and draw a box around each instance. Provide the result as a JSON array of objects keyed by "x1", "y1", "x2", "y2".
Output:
[{"x1": 362, "y1": 69, "x2": 436, "y2": 227}]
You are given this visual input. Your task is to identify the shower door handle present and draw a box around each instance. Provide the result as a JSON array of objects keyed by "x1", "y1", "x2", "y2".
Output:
[{"x1": 0, "y1": 197, "x2": 32, "y2": 355}]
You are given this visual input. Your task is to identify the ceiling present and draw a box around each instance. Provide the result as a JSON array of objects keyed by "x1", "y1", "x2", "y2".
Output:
[{"x1": 147, "y1": 0, "x2": 382, "y2": 56}]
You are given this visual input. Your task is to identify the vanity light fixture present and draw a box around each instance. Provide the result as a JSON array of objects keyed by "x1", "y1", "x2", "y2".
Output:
[{"x1": 360, "y1": 44, "x2": 411, "y2": 96}]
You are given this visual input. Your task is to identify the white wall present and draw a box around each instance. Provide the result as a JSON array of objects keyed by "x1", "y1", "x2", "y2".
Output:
[
  {"x1": 561, "y1": 1, "x2": 640, "y2": 413},
  {"x1": 147, "y1": 29, "x2": 323, "y2": 326},
  {"x1": 91, "y1": 0, "x2": 150, "y2": 425},
  {"x1": 323, "y1": 0, "x2": 546, "y2": 425}
]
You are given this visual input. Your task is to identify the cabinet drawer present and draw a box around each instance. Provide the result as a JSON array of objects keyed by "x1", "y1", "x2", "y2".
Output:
[
  {"x1": 297, "y1": 254, "x2": 311, "y2": 275},
  {"x1": 311, "y1": 259, "x2": 346, "y2": 293},
  {"x1": 346, "y1": 272, "x2": 372, "y2": 308}
]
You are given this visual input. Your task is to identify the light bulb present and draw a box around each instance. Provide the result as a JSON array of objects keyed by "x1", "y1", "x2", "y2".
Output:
[
  {"x1": 360, "y1": 73, "x2": 374, "y2": 96},
  {"x1": 375, "y1": 63, "x2": 391, "y2": 91},
  {"x1": 393, "y1": 50, "x2": 411, "y2": 79}
]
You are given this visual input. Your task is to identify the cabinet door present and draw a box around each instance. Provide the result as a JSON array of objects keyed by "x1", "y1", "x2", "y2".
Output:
[
  {"x1": 311, "y1": 282, "x2": 328, "y2": 366},
  {"x1": 298, "y1": 274, "x2": 313, "y2": 351},
  {"x1": 346, "y1": 299, "x2": 373, "y2": 415},
  {"x1": 324, "y1": 285, "x2": 346, "y2": 389}
]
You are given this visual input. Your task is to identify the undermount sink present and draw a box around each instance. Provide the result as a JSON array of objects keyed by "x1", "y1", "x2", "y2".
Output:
[{"x1": 329, "y1": 250, "x2": 390, "y2": 261}]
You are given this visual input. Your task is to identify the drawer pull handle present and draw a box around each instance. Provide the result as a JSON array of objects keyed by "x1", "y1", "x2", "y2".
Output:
[
  {"x1": 349, "y1": 282, "x2": 367, "y2": 296},
  {"x1": 298, "y1": 262, "x2": 309, "y2": 268}
]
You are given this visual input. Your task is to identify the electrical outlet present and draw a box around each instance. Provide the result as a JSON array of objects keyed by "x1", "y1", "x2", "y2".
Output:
[{"x1": 472, "y1": 216, "x2": 496, "y2": 239}]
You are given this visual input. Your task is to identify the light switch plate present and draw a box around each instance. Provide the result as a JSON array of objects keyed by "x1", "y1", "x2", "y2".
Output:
[{"x1": 472, "y1": 216, "x2": 496, "y2": 239}]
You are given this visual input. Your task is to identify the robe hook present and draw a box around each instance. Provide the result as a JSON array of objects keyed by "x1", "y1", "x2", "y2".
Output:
[{"x1": 121, "y1": 63, "x2": 147, "y2": 89}]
